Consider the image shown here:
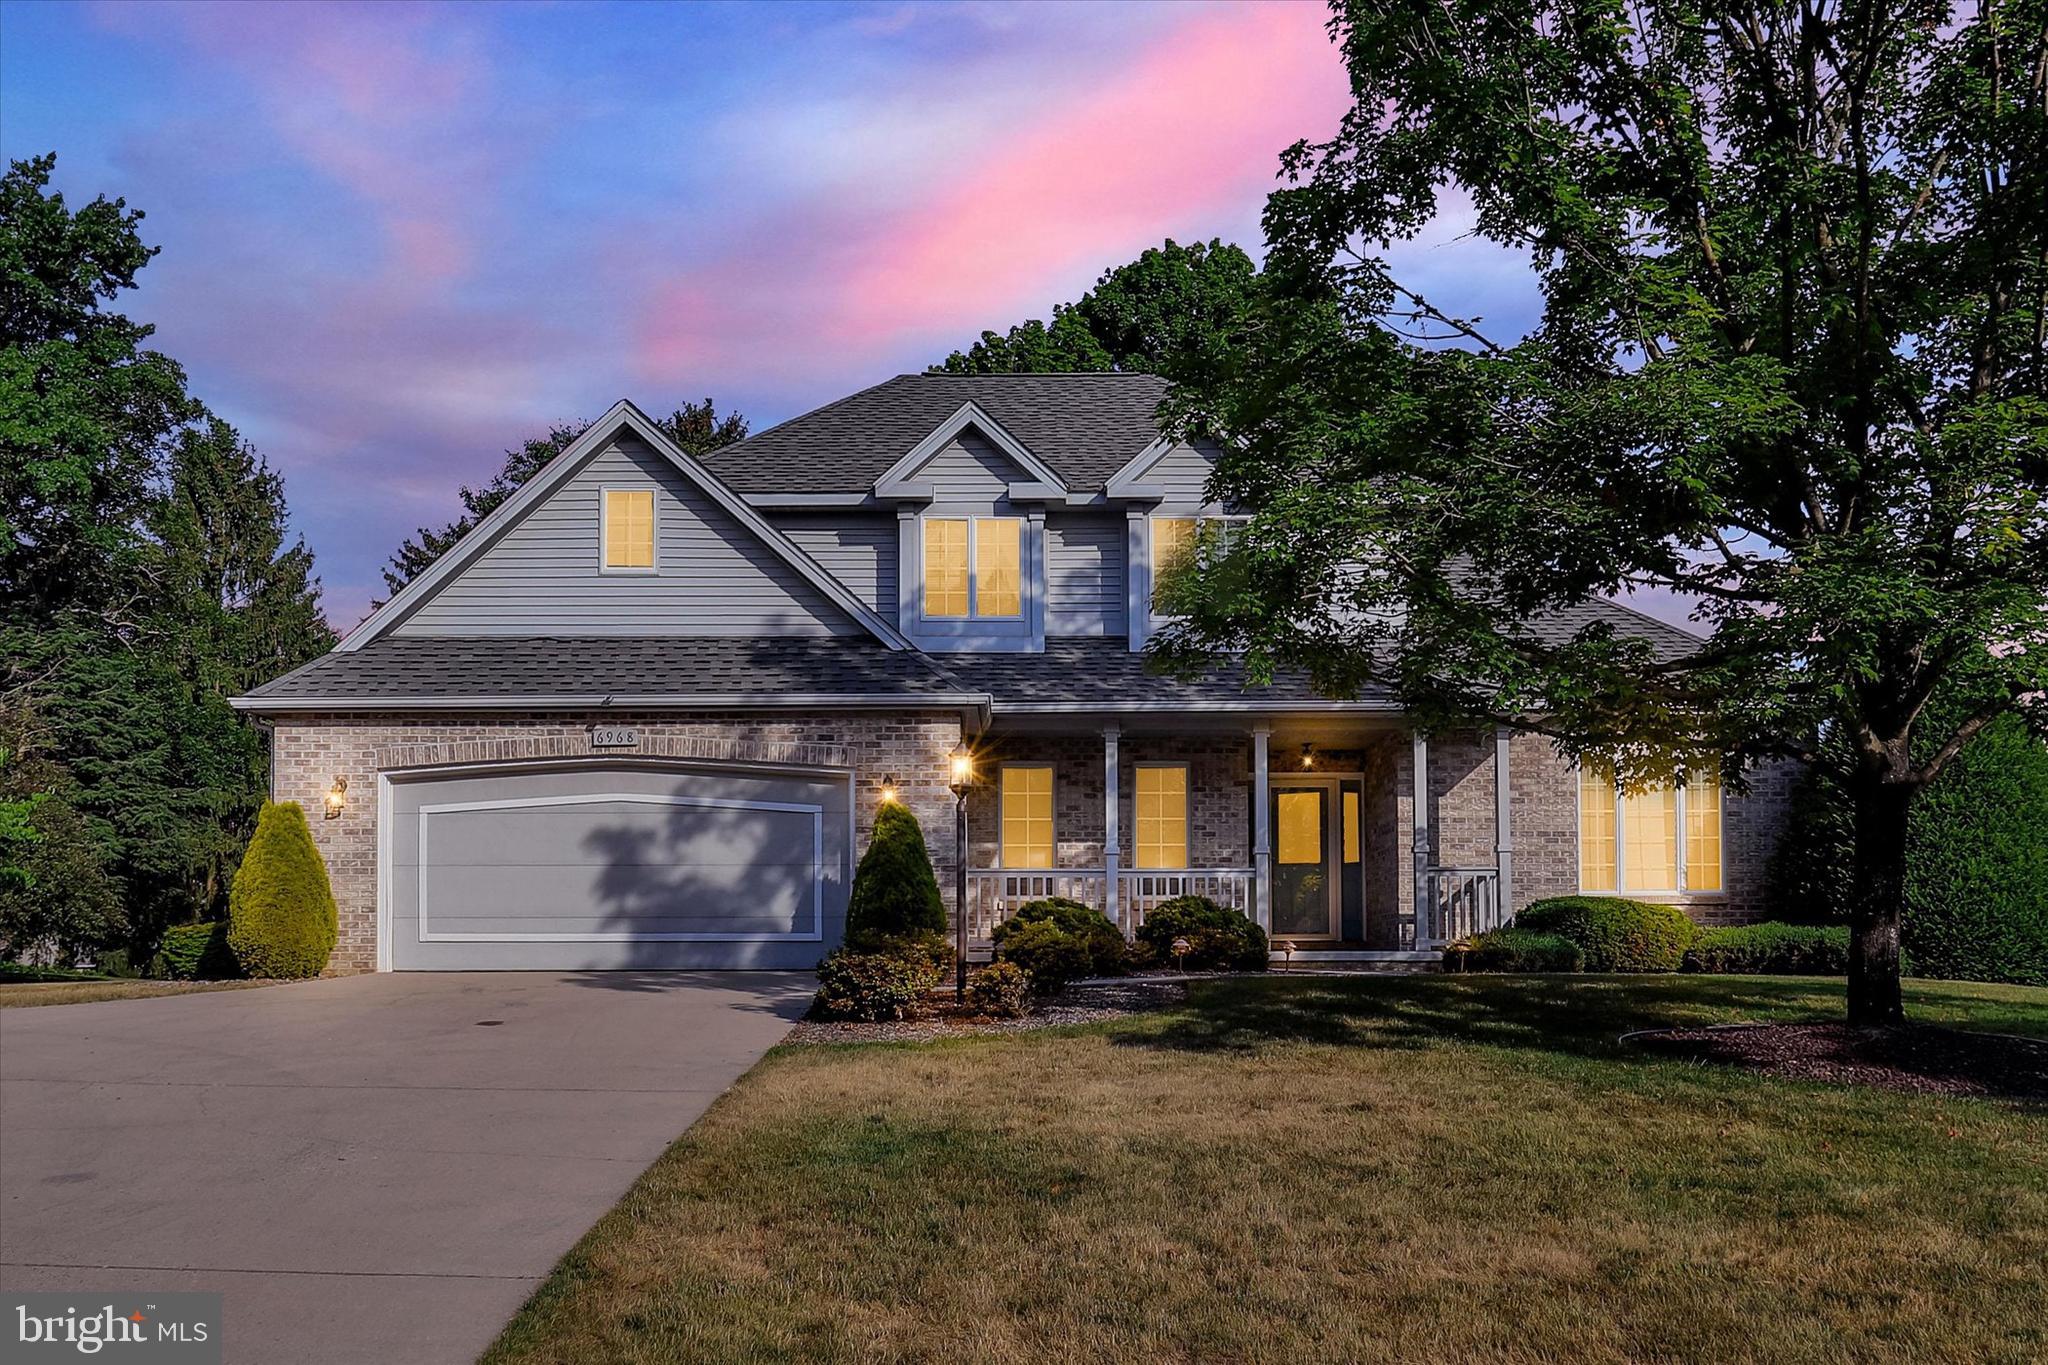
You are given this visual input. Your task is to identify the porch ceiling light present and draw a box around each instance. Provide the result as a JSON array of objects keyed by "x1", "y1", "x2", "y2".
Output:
[
  {"x1": 1300, "y1": 743, "x2": 1316, "y2": 770},
  {"x1": 324, "y1": 775, "x2": 348, "y2": 819}
]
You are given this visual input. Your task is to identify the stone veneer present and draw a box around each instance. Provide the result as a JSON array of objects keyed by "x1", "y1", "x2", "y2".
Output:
[{"x1": 270, "y1": 711, "x2": 966, "y2": 975}]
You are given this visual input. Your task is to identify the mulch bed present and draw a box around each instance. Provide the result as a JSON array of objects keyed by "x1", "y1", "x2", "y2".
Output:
[
  {"x1": 1629, "y1": 1022, "x2": 2048, "y2": 1101},
  {"x1": 786, "y1": 978, "x2": 1190, "y2": 1045}
]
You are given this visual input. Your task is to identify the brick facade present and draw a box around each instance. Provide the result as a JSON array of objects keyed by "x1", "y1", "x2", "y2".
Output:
[{"x1": 270, "y1": 710, "x2": 966, "y2": 975}]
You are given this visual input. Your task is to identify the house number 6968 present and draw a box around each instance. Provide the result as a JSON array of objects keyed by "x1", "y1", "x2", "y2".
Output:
[{"x1": 591, "y1": 726, "x2": 640, "y2": 747}]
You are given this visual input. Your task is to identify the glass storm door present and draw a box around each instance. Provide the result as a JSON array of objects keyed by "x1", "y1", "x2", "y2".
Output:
[{"x1": 1271, "y1": 784, "x2": 1338, "y2": 938}]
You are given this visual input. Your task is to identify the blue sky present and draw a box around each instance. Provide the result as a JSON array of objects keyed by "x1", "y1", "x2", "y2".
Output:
[{"x1": 3, "y1": 1, "x2": 1546, "y2": 627}]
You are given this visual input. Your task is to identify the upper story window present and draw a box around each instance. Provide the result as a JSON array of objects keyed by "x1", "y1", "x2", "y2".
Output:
[
  {"x1": 1133, "y1": 764, "x2": 1189, "y2": 869},
  {"x1": 1000, "y1": 764, "x2": 1054, "y2": 868},
  {"x1": 924, "y1": 516, "x2": 1022, "y2": 619},
  {"x1": 602, "y1": 489, "x2": 656, "y2": 571},
  {"x1": 1579, "y1": 764, "x2": 1723, "y2": 894},
  {"x1": 1150, "y1": 514, "x2": 1245, "y2": 613}
]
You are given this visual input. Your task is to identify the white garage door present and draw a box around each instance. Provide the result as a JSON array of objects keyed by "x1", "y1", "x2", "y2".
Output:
[{"x1": 386, "y1": 761, "x2": 851, "y2": 970}]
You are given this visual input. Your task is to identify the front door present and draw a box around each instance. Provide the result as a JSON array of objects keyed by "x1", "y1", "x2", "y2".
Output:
[{"x1": 1271, "y1": 781, "x2": 1339, "y2": 939}]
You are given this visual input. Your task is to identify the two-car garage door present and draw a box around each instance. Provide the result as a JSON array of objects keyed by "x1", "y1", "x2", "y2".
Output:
[{"x1": 386, "y1": 761, "x2": 850, "y2": 970}]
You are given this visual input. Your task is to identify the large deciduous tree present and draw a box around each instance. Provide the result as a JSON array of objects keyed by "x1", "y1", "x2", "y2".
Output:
[
  {"x1": 381, "y1": 400, "x2": 748, "y2": 594},
  {"x1": 936, "y1": 238, "x2": 1258, "y2": 377},
  {"x1": 1157, "y1": 1, "x2": 2047, "y2": 1023}
]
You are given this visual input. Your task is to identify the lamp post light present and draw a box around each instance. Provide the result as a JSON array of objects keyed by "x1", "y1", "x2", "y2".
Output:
[{"x1": 948, "y1": 741, "x2": 974, "y2": 1000}]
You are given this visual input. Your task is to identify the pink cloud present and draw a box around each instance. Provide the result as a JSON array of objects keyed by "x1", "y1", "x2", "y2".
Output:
[{"x1": 636, "y1": 2, "x2": 1350, "y2": 381}]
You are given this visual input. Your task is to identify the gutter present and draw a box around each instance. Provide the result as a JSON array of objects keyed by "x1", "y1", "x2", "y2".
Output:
[{"x1": 230, "y1": 691, "x2": 997, "y2": 729}]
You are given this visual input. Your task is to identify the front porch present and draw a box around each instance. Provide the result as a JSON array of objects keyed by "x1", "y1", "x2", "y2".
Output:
[{"x1": 953, "y1": 721, "x2": 1520, "y2": 959}]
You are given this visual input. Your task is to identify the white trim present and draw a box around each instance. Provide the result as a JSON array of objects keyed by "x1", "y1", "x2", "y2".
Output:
[
  {"x1": 336, "y1": 399, "x2": 913, "y2": 653},
  {"x1": 874, "y1": 401, "x2": 1069, "y2": 498},
  {"x1": 413, "y1": 790, "x2": 824, "y2": 944},
  {"x1": 1103, "y1": 435, "x2": 1177, "y2": 500},
  {"x1": 597, "y1": 485, "x2": 660, "y2": 574},
  {"x1": 997, "y1": 762, "x2": 1056, "y2": 870},
  {"x1": 742, "y1": 492, "x2": 877, "y2": 509},
  {"x1": 1131, "y1": 761, "x2": 1193, "y2": 871}
]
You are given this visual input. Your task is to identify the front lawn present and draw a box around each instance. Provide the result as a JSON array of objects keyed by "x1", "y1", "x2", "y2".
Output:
[
  {"x1": 0, "y1": 979, "x2": 276, "y2": 1008},
  {"x1": 485, "y1": 975, "x2": 2048, "y2": 1365}
]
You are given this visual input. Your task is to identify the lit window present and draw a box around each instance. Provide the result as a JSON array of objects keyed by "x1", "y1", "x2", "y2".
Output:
[
  {"x1": 1134, "y1": 766, "x2": 1189, "y2": 869},
  {"x1": 1342, "y1": 790, "x2": 1361, "y2": 864},
  {"x1": 975, "y1": 517, "x2": 1022, "y2": 618},
  {"x1": 924, "y1": 517, "x2": 1021, "y2": 619},
  {"x1": 1579, "y1": 764, "x2": 1723, "y2": 894},
  {"x1": 923, "y1": 518, "x2": 969, "y2": 616},
  {"x1": 1150, "y1": 514, "x2": 1245, "y2": 613},
  {"x1": 603, "y1": 490, "x2": 655, "y2": 570},
  {"x1": 1001, "y1": 765, "x2": 1054, "y2": 869}
]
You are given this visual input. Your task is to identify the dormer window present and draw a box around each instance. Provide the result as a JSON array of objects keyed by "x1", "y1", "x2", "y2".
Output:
[
  {"x1": 923, "y1": 516, "x2": 1022, "y2": 619},
  {"x1": 1150, "y1": 513, "x2": 1245, "y2": 612},
  {"x1": 601, "y1": 489, "x2": 656, "y2": 571}
]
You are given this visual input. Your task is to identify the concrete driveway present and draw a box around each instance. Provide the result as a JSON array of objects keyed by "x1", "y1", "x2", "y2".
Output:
[{"x1": 0, "y1": 972, "x2": 811, "y2": 1364}]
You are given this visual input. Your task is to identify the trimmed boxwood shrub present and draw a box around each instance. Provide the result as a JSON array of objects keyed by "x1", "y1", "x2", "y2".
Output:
[
  {"x1": 991, "y1": 897, "x2": 1126, "y2": 977},
  {"x1": 811, "y1": 949, "x2": 938, "y2": 1021},
  {"x1": 845, "y1": 801, "x2": 946, "y2": 941},
  {"x1": 1683, "y1": 922, "x2": 1850, "y2": 975},
  {"x1": 151, "y1": 921, "x2": 241, "y2": 981},
  {"x1": 1448, "y1": 927, "x2": 1586, "y2": 973},
  {"x1": 1136, "y1": 895, "x2": 1268, "y2": 971},
  {"x1": 994, "y1": 919, "x2": 1096, "y2": 991},
  {"x1": 227, "y1": 802, "x2": 337, "y2": 980},
  {"x1": 1515, "y1": 895, "x2": 1698, "y2": 972},
  {"x1": 966, "y1": 960, "x2": 1031, "y2": 1018}
]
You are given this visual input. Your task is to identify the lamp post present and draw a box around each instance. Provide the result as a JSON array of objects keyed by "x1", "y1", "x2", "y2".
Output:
[{"x1": 949, "y1": 741, "x2": 973, "y2": 1000}]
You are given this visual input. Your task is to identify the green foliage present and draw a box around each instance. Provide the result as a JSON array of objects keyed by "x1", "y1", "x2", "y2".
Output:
[
  {"x1": 843, "y1": 927, "x2": 954, "y2": 979},
  {"x1": 0, "y1": 786, "x2": 124, "y2": 963},
  {"x1": 966, "y1": 960, "x2": 1031, "y2": 1019},
  {"x1": 936, "y1": 239, "x2": 1256, "y2": 378},
  {"x1": 845, "y1": 802, "x2": 947, "y2": 942},
  {"x1": 0, "y1": 962, "x2": 116, "y2": 983},
  {"x1": 1135, "y1": 895, "x2": 1269, "y2": 971},
  {"x1": 226, "y1": 802, "x2": 336, "y2": 980},
  {"x1": 1776, "y1": 703, "x2": 2048, "y2": 987},
  {"x1": 1683, "y1": 923, "x2": 1851, "y2": 977},
  {"x1": 1155, "y1": 3, "x2": 2048, "y2": 1022},
  {"x1": 991, "y1": 897, "x2": 1127, "y2": 977},
  {"x1": 1447, "y1": 927, "x2": 1586, "y2": 974},
  {"x1": 1516, "y1": 897, "x2": 1699, "y2": 973},
  {"x1": 150, "y1": 920, "x2": 240, "y2": 981},
  {"x1": 993, "y1": 919, "x2": 1095, "y2": 992},
  {"x1": 810, "y1": 949, "x2": 938, "y2": 1022},
  {"x1": 381, "y1": 399, "x2": 748, "y2": 594}
]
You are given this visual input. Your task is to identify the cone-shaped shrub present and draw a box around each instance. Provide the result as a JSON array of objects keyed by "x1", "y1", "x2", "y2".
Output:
[
  {"x1": 845, "y1": 800, "x2": 946, "y2": 941},
  {"x1": 228, "y1": 801, "x2": 338, "y2": 979}
]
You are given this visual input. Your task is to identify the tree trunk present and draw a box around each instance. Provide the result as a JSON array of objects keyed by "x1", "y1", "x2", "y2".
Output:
[{"x1": 1846, "y1": 776, "x2": 1914, "y2": 1026}]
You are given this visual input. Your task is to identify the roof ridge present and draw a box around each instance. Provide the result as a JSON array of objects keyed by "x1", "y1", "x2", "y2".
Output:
[
  {"x1": 708, "y1": 375, "x2": 914, "y2": 457},
  {"x1": 907, "y1": 370, "x2": 1166, "y2": 380}
]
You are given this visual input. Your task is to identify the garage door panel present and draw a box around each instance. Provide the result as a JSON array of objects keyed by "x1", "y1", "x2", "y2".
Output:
[{"x1": 387, "y1": 761, "x2": 849, "y2": 970}]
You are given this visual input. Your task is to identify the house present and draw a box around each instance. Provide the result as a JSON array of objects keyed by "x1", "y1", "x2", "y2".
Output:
[{"x1": 231, "y1": 373, "x2": 1794, "y2": 973}]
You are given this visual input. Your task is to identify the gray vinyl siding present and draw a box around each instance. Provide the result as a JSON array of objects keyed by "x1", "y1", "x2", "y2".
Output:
[
  {"x1": 1046, "y1": 513, "x2": 1126, "y2": 637},
  {"x1": 393, "y1": 437, "x2": 862, "y2": 638},
  {"x1": 917, "y1": 430, "x2": 1019, "y2": 510},
  {"x1": 772, "y1": 513, "x2": 899, "y2": 622},
  {"x1": 1142, "y1": 439, "x2": 1224, "y2": 507}
]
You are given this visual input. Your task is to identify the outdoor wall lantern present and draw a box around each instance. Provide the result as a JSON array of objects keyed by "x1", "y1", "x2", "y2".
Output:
[
  {"x1": 879, "y1": 773, "x2": 900, "y2": 805},
  {"x1": 324, "y1": 775, "x2": 348, "y2": 819}
]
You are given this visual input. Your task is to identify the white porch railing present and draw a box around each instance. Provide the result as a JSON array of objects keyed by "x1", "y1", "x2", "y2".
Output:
[
  {"x1": 1421, "y1": 866, "x2": 1506, "y2": 948},
  {"x1": 964, "y1": 867, "x2": 1256, "y2": 940}
]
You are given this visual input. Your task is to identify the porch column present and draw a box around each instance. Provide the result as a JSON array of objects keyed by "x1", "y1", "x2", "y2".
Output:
[
  {"x1": 1103, "y1": 724, "x2": 1122, "y2": 932},
  {"x1": 1251, "y1": 727, "x2": 1272, "y2": 931},
  {"x1": 1494, "y1": 726, "x2": 1515, "y2": 923},
  {"x1": 1412, "y1": 731, "x2": 1431, "y2": 947}
]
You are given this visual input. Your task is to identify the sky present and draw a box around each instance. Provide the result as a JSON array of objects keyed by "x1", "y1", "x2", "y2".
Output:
[{"x1": 2, "y1": 0, "x2": 1553, "y2": 631}]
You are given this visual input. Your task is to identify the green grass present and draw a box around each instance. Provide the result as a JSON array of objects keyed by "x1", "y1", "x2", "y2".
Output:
[
  {"x1": 484, "y1": 975, "x2": 2048, "y2": 1365},
  {"x1": 0, "y1": 979, "x2": 276, "y2": 1007}
]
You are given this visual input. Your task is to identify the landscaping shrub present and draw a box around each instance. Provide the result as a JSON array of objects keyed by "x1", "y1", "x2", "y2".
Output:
[
  {"x1": 1515, "y1": 895, "x2": 1698, "y2": 972},
  {"x1": 994, "y1": 918, "x2": 1096, "y2": 991},
  {"x1": 1683, "y1": 922, "x2": 1851, "y2": 975},
  {"x1": 991, "y1": 897, "x2": 1126, "y2": 976},
  {"x1": 151, "y1": 920, "x2": 240, "y2": 981},
  {"x1": 845, "y1": 927, "x2": 954, "y2": 979},
  {"x1": 1447, "y1": 927, "x2": 1586, "y2": 973},
  {"x1": 1135, "y1": 895, "x2": 1268, "y2": 971},
  {"x1": 845, "y1": 801, "x2": 946, "y2": 941},
  {"x1": 810, "y1": 949, "x2": 938, "y2": 1022},
  {"x1": 226, "y1": 802, "x2": 337, "y2": 980},
  {"x1": 966, "y1": 960, "x2": 1031, "y2": 1018}
]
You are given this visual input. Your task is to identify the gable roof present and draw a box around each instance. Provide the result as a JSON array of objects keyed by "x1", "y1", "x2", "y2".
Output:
[
  {"x1": 872, "y1": 401, "x2": 1069, "y2": 498},
  {"x1": 703, "y1": 372, "x2": 1171, "y2": 495},
  {"x1": 340, "y1": 400, "x2": 914, "y2": 653}
]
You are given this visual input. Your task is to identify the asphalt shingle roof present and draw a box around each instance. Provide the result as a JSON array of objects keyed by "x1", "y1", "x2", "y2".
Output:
[
  {"x1": 934, "y1": 639, "x2": 1395, "y2": 708},
  {"x1": 238, "y1": 637, "x2": 974, "y2": 705},
  {"x1": 701, "y1": 373, "x2": 1172, "y2": 494}
]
